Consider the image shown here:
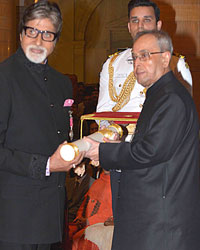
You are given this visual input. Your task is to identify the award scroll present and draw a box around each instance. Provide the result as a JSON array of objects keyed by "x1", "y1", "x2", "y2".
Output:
[{"x1": 60, "y1": 123, "x2": 123, "y2": 161}]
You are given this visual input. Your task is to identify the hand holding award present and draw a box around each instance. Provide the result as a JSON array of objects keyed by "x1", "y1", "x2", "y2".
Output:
[{"x1": 60, "y1": 123, "x2": 123, "y2": 161}]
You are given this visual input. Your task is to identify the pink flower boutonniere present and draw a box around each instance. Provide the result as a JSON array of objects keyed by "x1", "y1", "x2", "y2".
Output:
[{"x1": 64, "y1": 99, "x2": 74, "y2": 107}]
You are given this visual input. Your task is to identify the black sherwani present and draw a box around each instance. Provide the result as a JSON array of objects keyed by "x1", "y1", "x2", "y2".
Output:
[
  {"x1": 100, "y1": 71, "x2": 200, "y2": 250},
  {"x1": 0, "y1": 47, "x2": 72, "y2": 244}
]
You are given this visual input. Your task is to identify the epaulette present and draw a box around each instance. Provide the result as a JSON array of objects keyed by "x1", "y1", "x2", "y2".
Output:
[
  {"x1": 173, "y1": 52, "x2": 189, "y2": 69},
  {"x1": 173, "y1": 52, "x2": 185, "y2": 59},
  {"x1": 108, "y1": 51, "x2": 120, "y2": 58}
]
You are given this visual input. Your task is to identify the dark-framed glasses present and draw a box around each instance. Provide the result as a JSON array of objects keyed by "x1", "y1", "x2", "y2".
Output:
[
  {"x1": 132, "y1": 50, "x2": 165, "y2": 62},
  {"x1": 23, "y1": 26, "x2": 57, "y2": 42}
]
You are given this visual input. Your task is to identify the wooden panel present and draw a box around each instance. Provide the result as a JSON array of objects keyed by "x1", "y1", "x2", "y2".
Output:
[
  {"x1": 192, "y1": 72, "x2": 200, "y2": 119},
  {"x1": 174, "y1": 4, "x2": 200, "y2": 21},
  {"x1": 0, "y1": 0, "x2": 16, "y2": 62},
  {"x1": 110, "y1": 30, "x2": 131, "y2": 54},
  {"x1": 166, "y1": 0, "x2": 200, "y2": 117}
]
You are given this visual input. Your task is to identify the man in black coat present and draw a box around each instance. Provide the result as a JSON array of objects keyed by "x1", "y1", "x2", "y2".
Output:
[
  {"x1": 84, "y1": 30, "x2": 200, "y2": 250},
  {"x1": 0, "y1": 1, "x2": 83, "y2": 250}
]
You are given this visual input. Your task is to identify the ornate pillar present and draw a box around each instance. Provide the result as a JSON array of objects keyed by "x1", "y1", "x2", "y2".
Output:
[
  {"x1": 73, "y1": 40, "x2": 85, "y2": 81},
  {"x1": 0, "y1": 0, "x2": 16, "y2": 62}
]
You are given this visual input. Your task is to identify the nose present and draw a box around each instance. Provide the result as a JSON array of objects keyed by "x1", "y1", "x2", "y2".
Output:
[
  {"x1": 35, "y1": 33, "x2": 43, "y2": 46},
  {"x1": 138, "y1": 20, "x2": 144, "y2": 30},
  {"x1": 133, "y1": 56, "x2": 140, "y2": 71}
]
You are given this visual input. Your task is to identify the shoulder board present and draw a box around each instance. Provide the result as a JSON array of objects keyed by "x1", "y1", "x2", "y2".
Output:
[
  {"x1": 173, "y1": 52, "x2": 190, "y2": 69},
  {"x1": 173, "y1": 52, "x2": 185, "y2": 59},
  {"x1": 108, "y1": 51, "x2": 120, "y2": 58}
]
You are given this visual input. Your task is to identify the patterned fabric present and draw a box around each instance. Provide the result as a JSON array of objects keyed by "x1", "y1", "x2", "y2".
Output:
[{"x1": 69, "y1": 172, "x2": 113, "y2": 250}]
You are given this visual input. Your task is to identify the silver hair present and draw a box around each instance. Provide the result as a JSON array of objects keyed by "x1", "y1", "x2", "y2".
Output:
[
  {"x1": 133, "y1": 30, "x2": 173, "y2": 54},
  {"x1": 19, "y1": 0, "x2": 62, "y2": 40}
]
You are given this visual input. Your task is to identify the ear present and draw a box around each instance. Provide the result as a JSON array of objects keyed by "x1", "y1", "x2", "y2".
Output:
[
  {"x1": 128, "y1": 22, "x2": 131, "y2": 34},
  {"x1": 20, "y1": 33, "x2": 22, "y2": 42},
  {"x1": 162, "y1": 51, "x2": 171, "y2": 68},
  {"x1": 157, "y1": 20, "x2": 162, "y2": 31}
]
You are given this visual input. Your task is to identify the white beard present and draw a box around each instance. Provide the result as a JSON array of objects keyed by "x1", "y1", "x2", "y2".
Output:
[{"x1": 25, "y1": 45, "x2": 47, "y2": 64}]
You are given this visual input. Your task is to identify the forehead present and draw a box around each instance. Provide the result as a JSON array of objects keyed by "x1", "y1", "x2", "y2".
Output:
[
  {"x1": 133, "y1": 34, "x2": 159, "y2": 52},
  {"x1": 130, "y1": 6, "x2": 156, "y2": 19},
  {"x1": 25, "y1": 18, "x2": 55, "y2": 31}
]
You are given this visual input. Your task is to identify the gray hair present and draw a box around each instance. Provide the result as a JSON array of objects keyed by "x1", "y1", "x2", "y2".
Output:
[
  {"x1": 19, "y1": 0, "x2": 62, "y2": 40},
  {"x1": 133, "y1": 30, "x2": 173, "y2": 54}
]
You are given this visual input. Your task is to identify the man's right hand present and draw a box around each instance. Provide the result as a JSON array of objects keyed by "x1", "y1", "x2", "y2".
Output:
[{"x1": 49, "y1": 142, "x2": 85, "y2": 172}]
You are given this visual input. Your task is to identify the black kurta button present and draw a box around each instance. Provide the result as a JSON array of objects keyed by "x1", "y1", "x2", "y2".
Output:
[
  {"x1": 57, "y1": 130, "x2": 61, "y2": 134},
  {"x1": 50, "y1": 103, "x2": 54, "y2": 108},
  {"x1": 44, "y1": 76, "x2": 47, "y2": 81}
]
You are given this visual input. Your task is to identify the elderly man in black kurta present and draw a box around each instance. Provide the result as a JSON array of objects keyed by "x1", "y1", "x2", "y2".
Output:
[
  {"x1": 0, "y1": 2, "x2": 83, "y2": 250},
  {"x1": 84, "y1": 30, "x2": 200, "y2": 250}
]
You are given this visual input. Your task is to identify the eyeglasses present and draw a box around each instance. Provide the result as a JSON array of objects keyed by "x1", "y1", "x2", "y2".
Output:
[
  {"x1": 23, "y1": 26, "x2": 57, "y2": 42},
  {"x1": 131, "y1": 50, "x2": 165, "y2": 62}
]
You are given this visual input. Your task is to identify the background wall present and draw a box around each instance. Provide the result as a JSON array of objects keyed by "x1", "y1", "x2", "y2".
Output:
[
  {"x1": 0, "y1": 0, "x2": 199, "y2": 116},
  {"x1": 0, "y1": 0, "x2": 17, "y2": 62}
]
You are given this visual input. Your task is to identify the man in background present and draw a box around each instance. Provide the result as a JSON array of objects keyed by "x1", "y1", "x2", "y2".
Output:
[{"x1": 0, "y1": 1, "x2": 83, "y2": 249}]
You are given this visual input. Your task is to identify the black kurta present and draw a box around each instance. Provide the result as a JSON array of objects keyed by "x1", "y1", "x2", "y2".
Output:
[
  {"x1": 0, "y1": 47, "x2": 72, "y2": 244},
  {"x1": 100, "y1": 71, "x2": 200, "y2": 250}
]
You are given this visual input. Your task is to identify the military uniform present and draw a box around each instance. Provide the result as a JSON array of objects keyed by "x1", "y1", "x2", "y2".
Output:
[{"x1": 97, "y1": 48, "x2": 192, "y2": 118}]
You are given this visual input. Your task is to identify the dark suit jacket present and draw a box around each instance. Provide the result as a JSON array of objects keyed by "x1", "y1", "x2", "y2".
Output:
[
  {"x1": 0, "y1": 47, "x2": 72, "y2": 244},
  {"x1": 100, "y1": 71, "x2": 200, "y2": 250}
]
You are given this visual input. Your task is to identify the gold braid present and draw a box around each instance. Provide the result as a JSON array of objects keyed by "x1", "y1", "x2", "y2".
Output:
[{"x1": 108, "y1": 53, "x2": 136, "y2": 112}]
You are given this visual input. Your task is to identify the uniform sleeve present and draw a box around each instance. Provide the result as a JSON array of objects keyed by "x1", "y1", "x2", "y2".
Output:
[
  {"x1": 99, "y1": 94, "x2": 187, "y2": 170},
  {"x1": 96, "y1": 58, "x2": 113, "y2": 113},
  {"x1": 96, "y1": 58, "x2": 113, "y2": 126},
  {"x1": 0, "y1": 72, "x2": 48, "y2": 179}
]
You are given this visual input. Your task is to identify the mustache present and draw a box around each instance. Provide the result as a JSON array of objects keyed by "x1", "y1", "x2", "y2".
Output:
[{"x1": 28, "y1": 45, "x2": 47, "y2": 53}]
